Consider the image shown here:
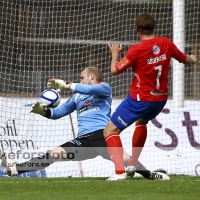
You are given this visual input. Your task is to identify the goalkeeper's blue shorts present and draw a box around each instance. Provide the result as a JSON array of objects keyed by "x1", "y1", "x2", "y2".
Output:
[{"x1": 111, "y1": 94, "x2": 167, "y2": 131}]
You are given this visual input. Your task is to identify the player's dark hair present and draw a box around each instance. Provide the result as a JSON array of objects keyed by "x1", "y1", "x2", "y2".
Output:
[
  {"x1": 86, "y1": 67, "x2": 102, "y2": 82},
  {"x1": 135, "y1": 13, "x2": 155, "y2": 35}
]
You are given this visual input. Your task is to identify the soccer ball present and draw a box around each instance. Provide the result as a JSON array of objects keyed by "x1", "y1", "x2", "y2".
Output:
[{"x1": 40, "y1": 89, "x2": 61, "y2": 107}]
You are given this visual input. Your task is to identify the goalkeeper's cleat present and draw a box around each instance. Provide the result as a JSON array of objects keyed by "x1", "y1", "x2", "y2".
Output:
[
  {"x1": 6, "y1": 163, "x2": 18, "y2": 177},
  {"x1": 1, "y1": 153, "x2": 7, "y2": 167},
  {"x1": 107, "y1": 172, "x2": 127, "y2": 181},
  {"x1": 149, "y1": 172, "x2": 170, "y2": 180},
  {"x1": 153, "y1": 168, "x2": 167, "y2": 174},
  {"x1": 126, "y1": 165, "x2": 136, "y2": 177},
  {"x1": 0, "y1": 153, "x2": 18, "y2": 176}
]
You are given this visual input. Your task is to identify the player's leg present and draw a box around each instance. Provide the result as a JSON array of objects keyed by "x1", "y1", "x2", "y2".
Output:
[
  {"x1": 126, "y1": 118, "x2": 147, "y2": 175},
  {"x1": 93, "y1": 129, "x2": 131, "y2": 169},
  {"x1": 2, "y1": 135, "x2": 94, "y2": 176},
  {"x1": 128, "y1": 100, "x2": 166, "y2": 168},
  {"x1": 94, "y1": 132, "x2": 169, "y2": 180},
  {"x1": 2, "y1": 146, "x2": 66, "y2": 176},
  {"x1": 104, "y1": 95, "x2": 168, "y2": 181},
  {"x1": 104, "y1": 95, "x2": 146, "y2": 180},
  {"x1": 92, "y1": 130, "x2": 142, "y2": 176},
  {"x1": 104, "y1": 120, "x2": 127, "y2": 181},
  {"x1": 123, "y1": 150, "x2": 169, "y2": 180},
  {"x1": 135, "y1": 161, "x2": 170, "y2": 180},
  {"x1": 99, "y1": 141, "x2": 145, "y2": 178},
  {"x1": 60, "y1": 134, "x2": 100, "y2": 161},
  {"x1": 125, "y1": 100, "x2": 155, "y2": 172},
  {"x1": 138, "y1": 100, "x2": 170, "y2": 180},
  {"x1": 100, "y1": 142, "x2": 169, "y2": 180},
  {"x1": 126, "y1": 99, "x2": 167, "y2": 175}
]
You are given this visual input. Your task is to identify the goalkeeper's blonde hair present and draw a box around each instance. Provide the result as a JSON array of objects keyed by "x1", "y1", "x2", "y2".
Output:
[{"x1": 86, "y1": 67, "x2": 102, "y2": 82}]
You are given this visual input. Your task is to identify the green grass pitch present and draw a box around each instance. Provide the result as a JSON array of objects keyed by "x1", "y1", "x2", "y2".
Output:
[{"x1": 0, "y1": 176, "x2": 200, "y2": 200}]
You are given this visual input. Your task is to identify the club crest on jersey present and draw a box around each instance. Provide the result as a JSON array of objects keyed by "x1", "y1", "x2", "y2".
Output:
[
  {"x1": 152, "y1": 45, "x2": 160, "y2": 55},
  {"x1": 82, "y1": 100, "x2": 93, "y2": 107}
]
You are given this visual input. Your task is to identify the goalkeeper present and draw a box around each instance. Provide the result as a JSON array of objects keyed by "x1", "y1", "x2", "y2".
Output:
[{"x1": 1, "y1": 67, "x2": 169, "y2": 180}]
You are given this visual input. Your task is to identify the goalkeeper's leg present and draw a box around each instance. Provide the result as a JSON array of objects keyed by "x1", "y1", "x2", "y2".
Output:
[
  {"x1": 2, "y1": 147, "x2": 66, "y2": 176},
  {"x1": 2, "y1": 135, "x2": 97, "y2": 177}
]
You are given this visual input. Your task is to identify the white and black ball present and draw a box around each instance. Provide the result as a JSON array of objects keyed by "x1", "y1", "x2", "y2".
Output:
[{"x1": 40, "y1": 89, "x2": 60, "y2": 107}]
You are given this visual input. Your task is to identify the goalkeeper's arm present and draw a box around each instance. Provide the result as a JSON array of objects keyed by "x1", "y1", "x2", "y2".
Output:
[
  {"x1": 30, "y1": 99, "x2": 76, "y2": 119},
  {"x1": 30, "y1": 102, "x2": 51, "y2": 118},
  {"x1": 47, "y1": 78, "x2": 72, "y2": 93}
]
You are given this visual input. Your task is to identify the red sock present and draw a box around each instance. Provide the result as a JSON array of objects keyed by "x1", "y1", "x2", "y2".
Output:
[
  {"x1": 105, "y1": 133, "x2": 125, "y2": 174},
  {"x1": 128, "y1": 125, "x2": 147, "y2": 167}
]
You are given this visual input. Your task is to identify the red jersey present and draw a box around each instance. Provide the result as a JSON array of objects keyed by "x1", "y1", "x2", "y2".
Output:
[{"x1": 115, "y1": 37, "x2": 187, "y2": 101}]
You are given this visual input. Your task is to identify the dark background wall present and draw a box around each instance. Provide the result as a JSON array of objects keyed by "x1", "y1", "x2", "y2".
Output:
[{"x1": 0, "y1": 0, "x2": 199, "y2": 98}]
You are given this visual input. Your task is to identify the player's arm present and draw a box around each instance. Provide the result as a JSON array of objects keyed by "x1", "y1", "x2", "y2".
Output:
[
  {"x1": 71, "y1": 83, "x2": 111, "y2": 97},
  {"x1": 47, "y1": 78, "x2": 111, "y2": 97},
  {"x1": 108, "y1": 43, "x2": 135, "y2": 76},
  {"x1": 183, "y1": 54, "x2": 198, "y2": 65},
  {"x1": 171, "y1": 40, "x2": 198, "y2": 65},
  {"x1": 30, "y1": 102, "x2": 48, "y2": 117},
  {"x1": 47, "y1": 78, "x2": 70, "y2": 93},
  {"x1": 108, "y1": 42, "x2": 122, "y2": 75},
  {"x1": 49, "y1": 96, "x2": 76, "y2": 119},
  {"x1": 30, "y1": 96, "x2": 76, "y2": 119}
]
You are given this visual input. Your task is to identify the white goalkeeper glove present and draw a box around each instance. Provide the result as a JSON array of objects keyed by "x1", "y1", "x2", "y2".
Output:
[
  {"x1": 47, "y1": 78, "x2": 70, "y2": 93},
  {"x1": 30, "y1": 102, "x2": 47, "y2": 116}
]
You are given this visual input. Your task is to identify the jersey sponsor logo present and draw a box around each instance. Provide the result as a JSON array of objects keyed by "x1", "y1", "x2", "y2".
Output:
[
  {"x1": 147, "y1": 54, "x2": 166, "y2": 64},
  {"x1": 117, "y1": 116, "x2": 128, "y2": 127},
  {"x1": 150, "y1": 90, "x2": 167, "y2": 96},
  {"x1": 79, "y1": 106, "x2": 100, "y2": 116},
  {"x1": 116, "y1": 57, "x2": 130, "y2": 71},
  {"x1": 152, "y1": 45, "x2": 160, "y2": 54},
  {"x1": 78, "y1": 106, "x2": 87, "y2": 113}
]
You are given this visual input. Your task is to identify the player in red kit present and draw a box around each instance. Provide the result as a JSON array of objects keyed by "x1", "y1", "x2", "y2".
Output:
[{"x1": 104, "y1": 13, "x2": 198, "y2": 181}]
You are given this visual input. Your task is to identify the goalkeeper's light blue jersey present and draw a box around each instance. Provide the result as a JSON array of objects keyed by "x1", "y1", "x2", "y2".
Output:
[{"x1": 50, "y1": 82, "x2": 112, "y2": 136}]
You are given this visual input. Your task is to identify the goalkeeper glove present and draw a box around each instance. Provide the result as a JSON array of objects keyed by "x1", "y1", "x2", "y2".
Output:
[
  {"x1": 47, "y1": 78, "x2": 70, "y2": 93},
  {"x1": 30, "y1": 102, "x2": 47, "y2": 116}
]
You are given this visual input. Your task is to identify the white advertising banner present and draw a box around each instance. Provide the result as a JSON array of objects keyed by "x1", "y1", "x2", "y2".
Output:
[{"x1": 0, "y1": 97, "x2": 200, "y2": 177}]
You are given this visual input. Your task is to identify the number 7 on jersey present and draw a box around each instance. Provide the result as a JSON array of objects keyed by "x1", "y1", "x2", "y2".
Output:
[{"x1": 154, "y1": 65, "x2": 162, "y2": 89}]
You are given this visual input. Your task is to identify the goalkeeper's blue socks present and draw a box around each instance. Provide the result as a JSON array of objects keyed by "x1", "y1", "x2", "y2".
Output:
[{"x1": 16, "y1": 153, "x2": 54, "y2": 174}]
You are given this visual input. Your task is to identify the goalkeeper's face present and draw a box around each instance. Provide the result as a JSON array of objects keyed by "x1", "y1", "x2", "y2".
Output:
[{"x1": 80, "y1": 69, "x2": 93, "y2": 85}]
